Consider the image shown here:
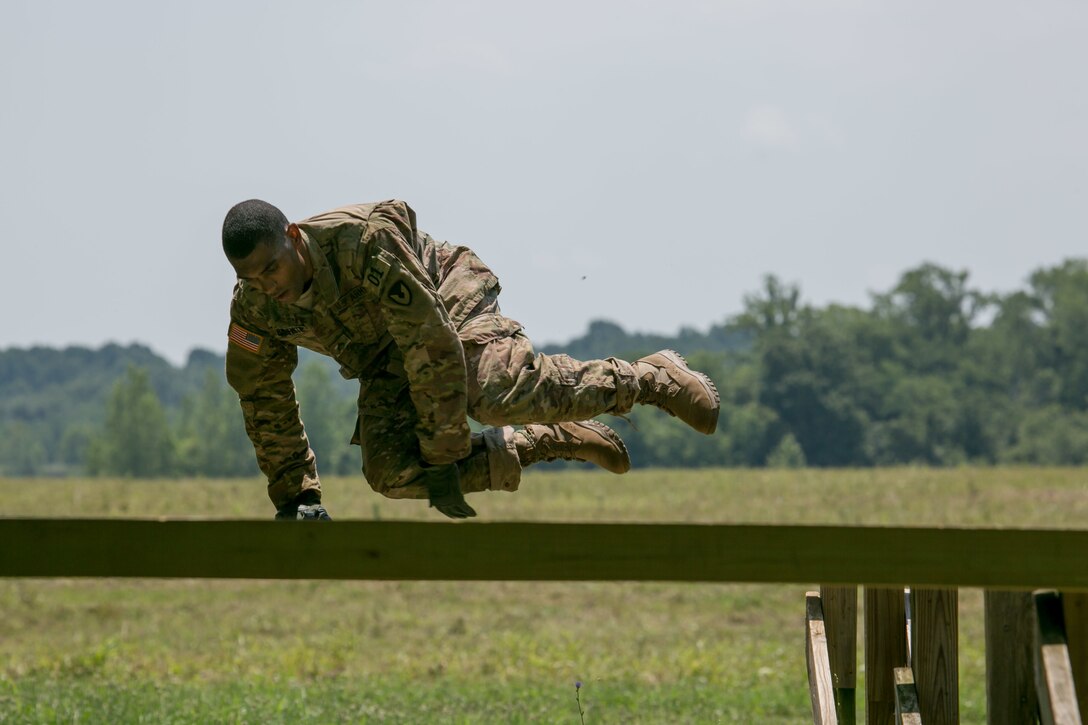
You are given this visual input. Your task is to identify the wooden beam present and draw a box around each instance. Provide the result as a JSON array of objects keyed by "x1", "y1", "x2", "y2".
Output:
[
  {"x1": 1035, "y1": 590, "x2": 1083, "y2": 725},
  {"x1": 1, "y1": 520, "x2": 1088, "y2": 587},
  {"x1": 822, "y1": 585, "x2": 858, "y2": 725},
  {"x1": 893, "y1": 667, "x2": 923, "y2": 725},
  {"x1": 1064, "y1": 592, "x2": 1088, "y2": 718},
  {"x1": 807, "y1": 592, "x2": 840, "y2": 725},
  {"x1": 911, "y1": 588, "x2": 959, "y2": 724},
  {"x1": 866, "y1": 587, "x2": 908, "y2": 725},
  {"x1": 985, "y1": 590, "x2": 1039, "y2": 725}
]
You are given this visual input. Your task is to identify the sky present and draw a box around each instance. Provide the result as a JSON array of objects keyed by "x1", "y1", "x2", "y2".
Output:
[{"x1": 2, "y1": 0, "x2": 1086, "y2": 365}]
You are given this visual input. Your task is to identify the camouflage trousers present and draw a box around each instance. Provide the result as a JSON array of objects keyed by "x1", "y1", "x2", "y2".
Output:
[{"x1": 352, "y1": 299, "x2": 641, "y2": 499}]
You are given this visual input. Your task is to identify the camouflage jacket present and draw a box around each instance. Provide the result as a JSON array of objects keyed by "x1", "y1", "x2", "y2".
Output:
[{"x1": 225, "y1": 200, "x2": 502, "y2": 507}]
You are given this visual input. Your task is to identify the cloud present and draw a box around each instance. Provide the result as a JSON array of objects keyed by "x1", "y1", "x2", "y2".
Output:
[{"x1": 741, "y1": 105, "x2": 800, "y2": 149}]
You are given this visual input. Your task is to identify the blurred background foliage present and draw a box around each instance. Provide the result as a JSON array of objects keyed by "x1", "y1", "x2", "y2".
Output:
[{"x1": 6, "y1": 259, "x2": 1088, "y2": 476}]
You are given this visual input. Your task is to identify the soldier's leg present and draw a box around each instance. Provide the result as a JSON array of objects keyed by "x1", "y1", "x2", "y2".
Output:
[
  {"x1": 353, "y1": 373, "x2": 522, "y2": 498},
  {"x1": 461, "y1": 314, "x2": 639, "y2": 425},
  {"x1": 462, "y1": 303, "x2": 720, "y2": 434}
]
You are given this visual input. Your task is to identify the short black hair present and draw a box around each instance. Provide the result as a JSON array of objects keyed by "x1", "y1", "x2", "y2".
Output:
[{"x1": 222, "y1": 199, "x2": 289, "y2": 259}]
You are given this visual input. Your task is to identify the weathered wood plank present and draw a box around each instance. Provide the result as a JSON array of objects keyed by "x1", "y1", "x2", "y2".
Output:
[
  {"x1": 893, "y1": 667, "x2": 923, "y2": 725},
  {"x1": 905, "y1": 588, "x2": 913, "y2": 663},
  {"x1": 1064, "y1": 592, "x2": 1088, "y2": 718},
  {"x1": 866, "y1": 587, "x2": 909, "y2": 725},
  {"x1": 2, "y1": 520, "x2": 1088, "y2": 586},
  {"x1": 808, "y1": 592, "x2": 840, "y2": 725},
  {"x1": 911, "y1": 588, "x2": 959, "y2": 724},
  {"x1": 1035, "y1": 590, "x2": 1083, "y2": 725},
  {"x1": 822, "y1": 585, "x2": 858, "y2": 725},
  {"x1": 985, "y1": 590, "x2": 1039, "y2": 725}
]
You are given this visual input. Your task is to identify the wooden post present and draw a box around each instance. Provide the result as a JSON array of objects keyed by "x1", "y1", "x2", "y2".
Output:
[
  {"x1": 866, "y1": 587, "x2": 908, "y2": 725},
  {"x1": 894, "y1": 667, "x2": 923, "y2": 725},
  {"x1": 822, "y1": 585, "x2": 858, "y2": 725},
  {"x1": 808, "y1": 592, "x2": 840, "y2": 725},
  {"x1": 1034, "y1": 590, "x2": 1083, "y2": 725},
  {"x1": 905, "y1": 588, "x2": 913, "y2": 663},
  {"x1": 911, "y1": 588, "x2": 959, "y2": 724},
  {"x1": 1064, "y1": 592, "x2": 1088, "y2": 718},
  {"x1": 985, "y1": 590, "x2": 1039, "y2": 724}
]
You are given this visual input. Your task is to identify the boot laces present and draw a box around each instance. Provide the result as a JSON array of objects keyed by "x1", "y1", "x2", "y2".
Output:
[{"x1": 638, "y1": 365, "x2": 681, "y2": 416}]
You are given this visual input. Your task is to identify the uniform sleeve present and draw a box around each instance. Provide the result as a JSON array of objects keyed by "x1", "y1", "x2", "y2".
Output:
[
  {"x1": 361, "y1": 202, "x2": 471, "y2": 465},
  {"x1": 224, "y1": 313, "x2": 320, "y2": 509}
]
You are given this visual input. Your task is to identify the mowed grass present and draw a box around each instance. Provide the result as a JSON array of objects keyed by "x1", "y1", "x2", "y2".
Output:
[{"x1": 2, "y1": 467, "x2": 1087, "y2": 723}]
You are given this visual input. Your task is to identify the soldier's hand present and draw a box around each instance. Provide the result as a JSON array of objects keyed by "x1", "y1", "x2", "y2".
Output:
[{"x1": 421, "y1": 463, "x2": 476, "y2": 519}]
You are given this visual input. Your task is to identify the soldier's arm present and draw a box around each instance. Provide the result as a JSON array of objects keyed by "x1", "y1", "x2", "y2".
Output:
[
  {"x1": 362, "y1": 203, "x2": 472, "y2": 466},
  {"x1": 225, "y1": 318, "x2": 320, "y2": 509}
]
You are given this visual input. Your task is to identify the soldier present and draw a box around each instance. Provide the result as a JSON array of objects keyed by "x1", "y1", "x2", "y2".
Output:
[{"x1": 223, "y1": 199, "x2": 720, "y2": 520}]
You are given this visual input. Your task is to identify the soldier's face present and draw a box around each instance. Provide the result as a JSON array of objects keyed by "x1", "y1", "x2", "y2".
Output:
[{"x1": 230, "y1": 227, "x2": 313, "y2": 304}]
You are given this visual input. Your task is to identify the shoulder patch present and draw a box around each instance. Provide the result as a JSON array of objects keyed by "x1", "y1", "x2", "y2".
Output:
[
  {"x1": 387, "y1": 280, "x2": 413, "y2": 306},
  {"x1": 229, "y1": 323, "x2": 264, "y2": 354}
]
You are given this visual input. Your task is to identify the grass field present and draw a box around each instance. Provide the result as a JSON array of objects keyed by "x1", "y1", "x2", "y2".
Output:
[{"x1": 2, "y1": 467, "x2": 1087, "y2": 723}]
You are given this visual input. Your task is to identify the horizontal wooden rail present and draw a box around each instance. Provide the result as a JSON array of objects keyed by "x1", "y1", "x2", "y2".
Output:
[{"x1": 3, "y1": 519, "x2": 1088, "y2": 586}]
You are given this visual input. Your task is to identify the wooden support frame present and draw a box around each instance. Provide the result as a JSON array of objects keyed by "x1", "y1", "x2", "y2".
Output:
[
  {"x1": 822, "y1": 585, "x2": 858, "y2": 725},
  {"x1": 865, "y1": 587, "x2": 909, "y2": 725},
  {"x1": 1034, "y1": 590, "x2": 1083, "y2": 725},
  {"x1": 893, "y1": 667, "x2": 922, "y2": 725},
  {"x1": 1064, "y1": 592, "x2": 1088, "y2": 717},
  {"x1": 808, "y1": 592, "x2": 840, "y2": 725},
  {"x1": 910, "y1": 588, "x2": 958, "y2": 724},
  {"x1": 6, "y1": 518, "x2": 1088, "y2": 723},
  {"x1": 985, "y1": 590, "x2": 1039, "y2": 725}
]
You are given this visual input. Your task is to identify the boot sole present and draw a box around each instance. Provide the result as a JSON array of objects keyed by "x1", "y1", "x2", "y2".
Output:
[
  {"x1": 659, "y1": 349, "x2": 720, "y2": 435},
  {"x1": 580, "y1": 419, "x2": 632, "y2": 474}
]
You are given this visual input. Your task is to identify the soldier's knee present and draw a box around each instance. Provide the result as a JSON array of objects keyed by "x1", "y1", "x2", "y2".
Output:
[
  {"x1": 470, "y1": 396, "x2": 507, "y2": 426},
  {"x1": 361, "y1": 458, "x2": 395, "y2": 494},
  {"x1": 361, "y1": 457, "x2": 428, "y2": 500}
]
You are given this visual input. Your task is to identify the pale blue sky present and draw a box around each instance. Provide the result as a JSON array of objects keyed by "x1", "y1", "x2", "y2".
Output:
[{"x1": 3, "y1": 0, "x2": 1086, "y2": 364}]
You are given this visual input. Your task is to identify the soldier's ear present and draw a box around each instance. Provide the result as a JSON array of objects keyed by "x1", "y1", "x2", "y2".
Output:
[{"x1": 287, "y1": 223, "x2": 303, "y2": 250}]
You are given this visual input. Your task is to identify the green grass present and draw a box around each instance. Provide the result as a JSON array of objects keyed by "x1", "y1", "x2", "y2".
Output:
[{"x1": 1, "y1": 467, "x2": 1085, "y2": 723}]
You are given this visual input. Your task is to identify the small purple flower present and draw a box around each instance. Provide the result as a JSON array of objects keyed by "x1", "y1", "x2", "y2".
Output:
[{"x1": 575, "y1": 681, "x2": 582, "y2": 689}]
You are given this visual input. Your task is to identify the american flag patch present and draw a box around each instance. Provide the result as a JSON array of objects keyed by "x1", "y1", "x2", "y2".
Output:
[{"x1": 229, "y1": 323, "x2": 264, "y2": 354}]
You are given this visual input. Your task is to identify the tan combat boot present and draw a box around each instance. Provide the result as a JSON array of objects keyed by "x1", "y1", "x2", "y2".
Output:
[
  {"x1": 634, "y1": 349, "x2": 720, "y2": 434},
  {"x1": 514, "y1": 420, "x2": 631, "y2": 473}
]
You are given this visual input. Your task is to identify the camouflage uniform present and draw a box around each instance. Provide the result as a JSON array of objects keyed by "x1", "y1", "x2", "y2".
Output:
[{"x1": 226, "y1": 200, "x2": 642, "y2": 508}]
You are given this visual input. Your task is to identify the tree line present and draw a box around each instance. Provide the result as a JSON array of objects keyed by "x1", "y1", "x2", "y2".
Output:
[{"x1": 4, "y1": 259, "x2": 1088, "y2": 477}]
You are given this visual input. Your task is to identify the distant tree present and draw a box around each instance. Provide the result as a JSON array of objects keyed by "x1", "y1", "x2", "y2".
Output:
[
  {"x1": 715, "y1": 403, "x2": 773, "y2": 466},
  {"x1": 872, "y1": 263, "x2": 986, "y2": 372},
  {"x1": 58, "y1": 423, "x2": 96, "y2": 470},
  {"x1": 865, "y1": 376, "x2": 964, "y2": 465},
  {"x1": 766, "y1": 433, "x2": 806, "y2": 468},
  {"x1": 1028, "y1": 260, "x2": 1088, "y2": 409},
  {"x1": 1003, "y1": 405, "x2": 1088, "y2": 465},
  {"x1": 295, "y1": 361, "x2": 358, "y2": 475},
  {"x1": 735, "y1": 275, "x2": 803, "y2": 336},
  {"x1": 174, "y1": 370, "x2": 256, "y2": 477},
  {"x1": 970, "y1": 291, "x2": 1050, "y2": 402},
  {"x1": 753, "y1": 306, "x2": 872, "y2": 466},
  {"x1": 87, "y1": 366, "x2": 175, "y2": 477},
  {"x1": 0, "y1": 422, "x2": 46, "y2": 476}
]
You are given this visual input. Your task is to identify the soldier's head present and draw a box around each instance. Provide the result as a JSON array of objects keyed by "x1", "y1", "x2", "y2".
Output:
[{"x1": 223, "y1": 199, "x2": 313, "y2": 304}]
